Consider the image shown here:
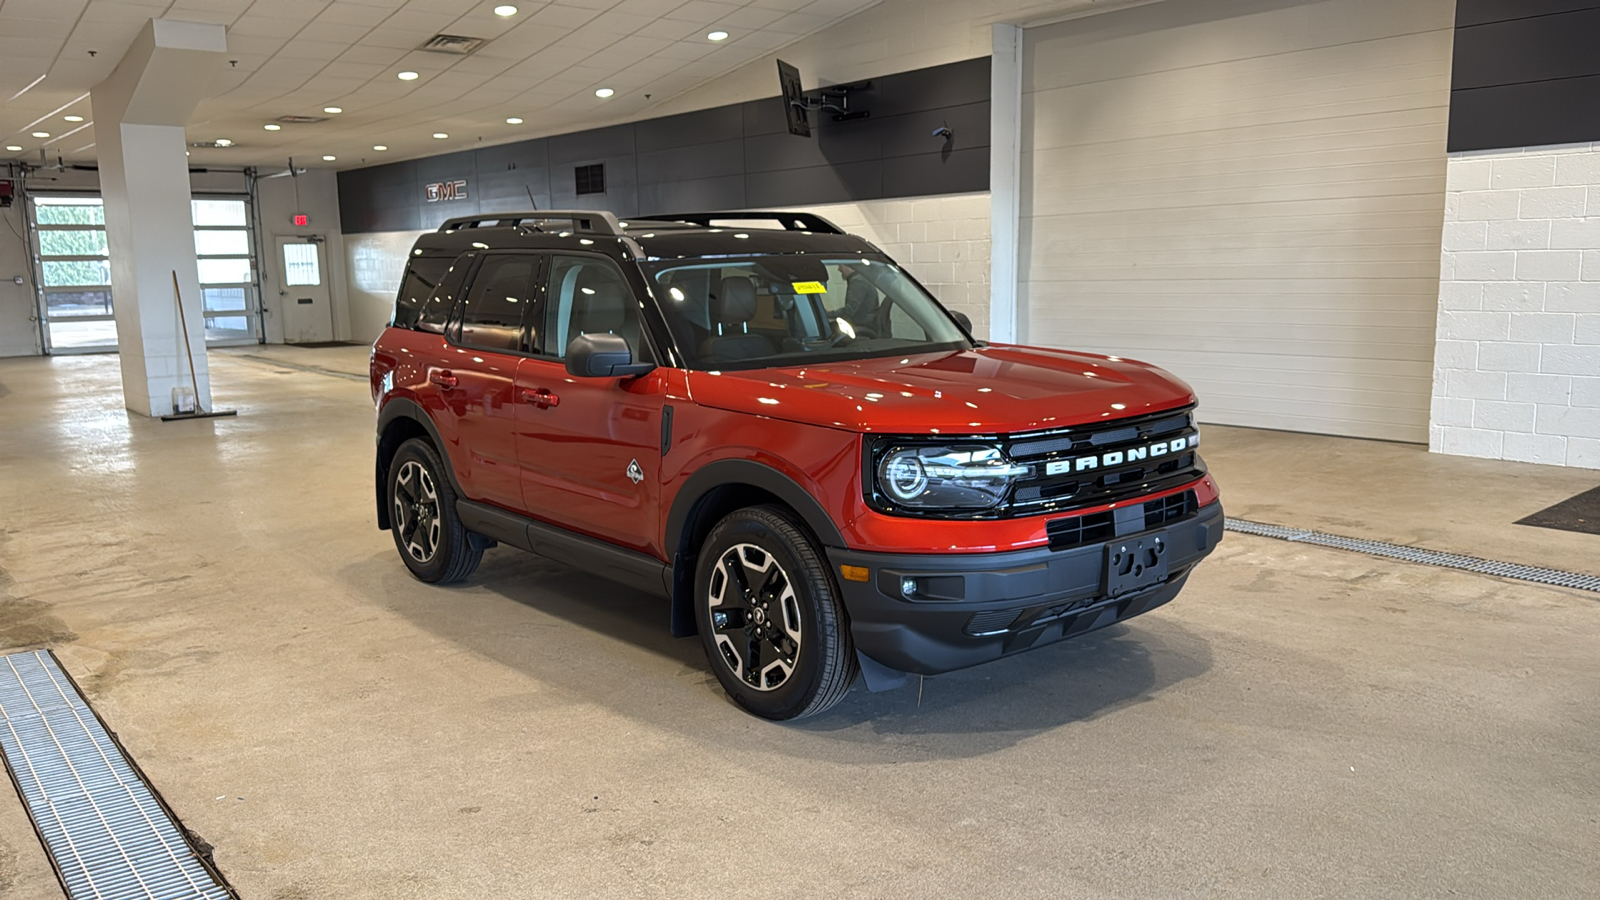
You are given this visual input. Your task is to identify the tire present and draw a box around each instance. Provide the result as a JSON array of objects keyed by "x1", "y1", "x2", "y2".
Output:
[
  {"x1": 386, "y1": 437, "x2": 482, "y2": 584},
  {"x1": 695, "y1": 505, "x2": 857, "y2": 720}
]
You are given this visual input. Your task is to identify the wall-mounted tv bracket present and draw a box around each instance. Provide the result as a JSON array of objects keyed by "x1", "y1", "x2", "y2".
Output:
[{"x1": 792, "y1": 81, "x2": 873, "y2": 122}]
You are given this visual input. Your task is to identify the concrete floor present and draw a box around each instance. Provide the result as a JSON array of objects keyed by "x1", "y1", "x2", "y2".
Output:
[{"x1": 0, "y1": 347, "x2": 1596, "y2": 899}]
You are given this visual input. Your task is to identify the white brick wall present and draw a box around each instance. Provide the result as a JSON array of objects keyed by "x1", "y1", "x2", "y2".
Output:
[
  {"x1": 1433, "y1": 142, "x2": 1600, "y2": 469},
  {"x1": 790, "y1": 192, "x2": 992, "y2": 338}
]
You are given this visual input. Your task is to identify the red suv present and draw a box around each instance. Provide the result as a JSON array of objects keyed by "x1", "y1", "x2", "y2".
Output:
[{"x1": 370, "y1": 210, "x2": 1222, "y2": 720}]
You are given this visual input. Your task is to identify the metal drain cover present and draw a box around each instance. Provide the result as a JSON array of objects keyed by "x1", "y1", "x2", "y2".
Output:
[
  {"x1": 0, "y1": 649, "x2": 236, "y2": 899},
  {"x1": 1225, "y1": 518, "x2": 1600, "y2": 594}
]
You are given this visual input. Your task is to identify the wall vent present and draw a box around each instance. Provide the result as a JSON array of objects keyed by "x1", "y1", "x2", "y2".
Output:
[
  {"x1": 420, "y1": 34, "x2": 487, "y2": 55},
  {"x1": 575, "y1": 163, "x2": 605, "y2": 195}
]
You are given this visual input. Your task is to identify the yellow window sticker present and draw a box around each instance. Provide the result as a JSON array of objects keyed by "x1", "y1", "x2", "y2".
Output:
[{"x1": 792, "y1": 281, "x2": 827, "y2": 294}]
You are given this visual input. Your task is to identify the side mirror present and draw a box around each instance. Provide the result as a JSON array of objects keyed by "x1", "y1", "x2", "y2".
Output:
[
  {"x1": 565, "y1": 332, "x2": 655, "y2": 378},
  {"x1": 951, "y1": 310, "x2": 973, "y2": 333}
]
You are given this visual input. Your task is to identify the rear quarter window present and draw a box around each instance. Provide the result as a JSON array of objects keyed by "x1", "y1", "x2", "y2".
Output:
[{"x1": 392, "y1": 255, "x2": 454, "y2": 329}]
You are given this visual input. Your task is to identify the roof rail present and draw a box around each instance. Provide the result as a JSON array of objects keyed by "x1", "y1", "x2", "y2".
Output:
[
  {"x1": 628, "y1": 211, "x2": 846, "y2": 235},
  {"x1": 437, "y1": 210, "x2": 622, "y2": 235}
]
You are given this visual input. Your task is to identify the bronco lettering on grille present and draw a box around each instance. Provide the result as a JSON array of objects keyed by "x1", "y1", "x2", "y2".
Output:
[{"x1": 1044, "y1": 436, "x2": 1191, "y2": 476}]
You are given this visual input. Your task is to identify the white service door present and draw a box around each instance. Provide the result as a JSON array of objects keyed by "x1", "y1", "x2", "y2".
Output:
[
  {"x1": 277, "y1": 236, "x2": 334, "y2": 343},
  {"x1": 1019, "y1": 0, "x2": 1455, "y2": 442}
]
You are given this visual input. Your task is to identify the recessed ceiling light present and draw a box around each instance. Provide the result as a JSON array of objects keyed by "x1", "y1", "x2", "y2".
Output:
[
  {"x1": 595, "y1": 87, "x2": 614, "y2": 98},
  {"x1": 373, "y1": 144, "x2": 388, "y2": 151},
  {"x1": 264, "y1": 123, "x2": 281, "y2": 131},
  {"x1": 322, "y1": 155, "x2": 336, "y2": 161},
  {"x1": 64, "y1": 115, "x2": 85, "y2": 122},
  {"x1": 31, "y1": 132, "x2": 49, "y2": 138},
  {"x1": 506, "y1": 116, "x2": 523, "y2": 124},
  {"x1": 323, "y1": 106, "x2": 343, "y2": 114},
  {"x1": 707, "y1": 30, "x2": 729, "y2": 41},
  {"x1": 494, "y1": 4, "x2": 518, "y2": 15},
  {"x1": 4, "y1": 145, "x2": 21, "y2": 152},
  {"x1": 398, "y1": 71, "x2": 419, "y2": 81},
  {"x1": 432, "y1": 132, "x2": 448, "y2": 139},
  {"x1": 214, "y1": 138, "x2": 233, "y2": 147}
]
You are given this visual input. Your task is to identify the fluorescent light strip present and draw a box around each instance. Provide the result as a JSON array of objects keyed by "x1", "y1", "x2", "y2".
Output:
[
  {"x1": 18, "y1": 92, "x2": 90, "y2": 135},
  {"x1": 52, "y1": 121, "x2": 92, "y2": 143},
  {"x1": 7, "y1": 73, "x2": 46, "y2": 102}
]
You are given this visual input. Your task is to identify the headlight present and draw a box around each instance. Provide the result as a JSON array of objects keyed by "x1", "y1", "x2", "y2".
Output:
[{"x1": 874, "y1": 444, "x2": 1030, "y2": 511}]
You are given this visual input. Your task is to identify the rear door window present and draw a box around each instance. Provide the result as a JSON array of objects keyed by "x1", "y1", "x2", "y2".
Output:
[{"x1": 452, "y1": 253, "x2": 540, "y2": 353}]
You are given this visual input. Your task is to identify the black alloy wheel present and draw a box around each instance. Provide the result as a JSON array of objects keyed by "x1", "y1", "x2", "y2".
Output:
[
  {"x1": 387, "y1": 438, "x2": 482, "y2": 584},
  {"x1": 695, "y1": 506, "x2": 857, "y2": 720}
]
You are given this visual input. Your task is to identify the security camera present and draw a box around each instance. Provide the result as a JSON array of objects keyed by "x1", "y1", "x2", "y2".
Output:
[{"x1": 932, "y1": 126, "x2": 953, "y2": 140}]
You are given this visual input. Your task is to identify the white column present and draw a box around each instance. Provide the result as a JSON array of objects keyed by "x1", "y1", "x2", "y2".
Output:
[
  {"x1": 91, "y1": 19, "x2": 226, "y2": 417},
  {"x1": 988, "y1": 23, "x2": 1024, "y2": 345}
]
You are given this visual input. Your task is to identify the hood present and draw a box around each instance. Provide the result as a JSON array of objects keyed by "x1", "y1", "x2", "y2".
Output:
[{"x1": 686, "y1": 344, "x2": 1196, "y2": 435}]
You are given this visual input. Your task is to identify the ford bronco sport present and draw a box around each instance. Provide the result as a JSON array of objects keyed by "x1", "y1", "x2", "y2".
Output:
[{"x1": 370, "y1": 210, "x2": 1222, "y2": 720}]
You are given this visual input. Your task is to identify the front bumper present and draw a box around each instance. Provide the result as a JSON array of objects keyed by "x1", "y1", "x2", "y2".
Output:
[{"x1": 827, "y1": 501, "x2": 1224, "y2": 679}]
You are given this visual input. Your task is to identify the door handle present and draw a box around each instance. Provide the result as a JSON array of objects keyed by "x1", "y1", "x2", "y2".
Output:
[
  {"x1": 520, "y1": 388, "x2": 560, "y2": 409},
  {"x1": 429, "y1": 369, "x2": 459, "y2": 389}
]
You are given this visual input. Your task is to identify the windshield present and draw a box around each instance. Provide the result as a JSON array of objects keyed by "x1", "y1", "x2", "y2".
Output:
[{"x1": 643, "y1": 255, "x2": 971, "y2": 370}]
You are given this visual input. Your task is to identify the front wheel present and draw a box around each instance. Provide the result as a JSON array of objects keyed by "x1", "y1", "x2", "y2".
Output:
[
  {"x1": 695, "y1": 506, "x2": 857, "y2": 720},
  {"x1": 387, "y1": 438, "x2": 482, "y2": 584}
]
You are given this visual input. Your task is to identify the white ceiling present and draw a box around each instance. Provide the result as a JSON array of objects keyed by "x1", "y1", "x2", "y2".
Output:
[{"x1": 0, "y1": 0, "x2": 882, "y2": 169}]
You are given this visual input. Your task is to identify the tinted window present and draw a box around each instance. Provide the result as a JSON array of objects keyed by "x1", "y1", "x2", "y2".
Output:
[
  {"x1": 544, "y1": 255, "x2": 646, "y2": 360},
  {"x1": 455, "y1": 254, "x2": 538, "y2": 353},
  {"x1": 393, "y1": 255, "x2": 453, "y2": 329},
  {"x1": 415, "y1": 253, "x2": 473, "y2": 335}
]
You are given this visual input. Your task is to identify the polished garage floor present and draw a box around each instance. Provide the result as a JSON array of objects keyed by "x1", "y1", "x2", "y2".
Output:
[{"x1": 0, "y1": 348, "x2": 1596, "y2": 899}]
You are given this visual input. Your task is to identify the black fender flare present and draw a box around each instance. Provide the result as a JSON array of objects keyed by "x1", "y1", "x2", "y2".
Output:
[
  {"x1": 665, "y1": 458, "x2": 845, "y2": 554},
  {"x1": 375, "y1": 398, "x2": 462, "y2": 528}
]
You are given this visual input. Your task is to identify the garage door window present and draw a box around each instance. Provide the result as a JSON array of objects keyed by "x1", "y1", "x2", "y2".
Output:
[
  {"x1": 192, "y1": 197, "x2": 259, "y2": 344},
  {"x1": 32, "y1": 196, "x2": 116, "y2": 352}
]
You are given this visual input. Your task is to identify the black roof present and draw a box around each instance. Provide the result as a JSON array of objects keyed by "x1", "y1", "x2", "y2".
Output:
[{"x1": 408, "y1": 209, "x2": 881, "y2": 261}]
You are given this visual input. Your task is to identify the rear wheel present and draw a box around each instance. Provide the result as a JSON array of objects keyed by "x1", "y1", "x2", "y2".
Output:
[
  {"x1": 387, "y1": 438, "x2": 481, "y2": 584},
  {"x1": 695, "y1": 506, "x2": 857, "y2": 720}
]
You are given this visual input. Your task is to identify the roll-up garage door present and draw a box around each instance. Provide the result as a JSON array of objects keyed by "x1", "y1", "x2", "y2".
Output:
[{"x1": 1019, "y1": 0, "x2": 1454, "y2": 442}]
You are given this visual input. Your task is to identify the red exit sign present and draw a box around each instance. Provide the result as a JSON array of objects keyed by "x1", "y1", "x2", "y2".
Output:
[{"x1": 292, "y1": 213, "x2": 310, "y2": 226}]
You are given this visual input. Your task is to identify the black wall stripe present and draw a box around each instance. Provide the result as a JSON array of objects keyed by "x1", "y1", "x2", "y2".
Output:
[
  {"x1": 337, "y1": 57, "x2": 991, "y2": 235},
  {"x1": 1449, "y1": 1, "x2": 1600, "y2": 151}
]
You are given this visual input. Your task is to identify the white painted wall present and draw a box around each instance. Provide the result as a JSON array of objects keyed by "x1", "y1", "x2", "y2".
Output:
[
  {"x1": 1018, "y1": 0, "x2": 1454, "y2": 443},
  {"x1": 1431, "y1": 142, "x2": 1600, "y2": 470},
  {"x1": 255, "y1": 169, "x2": 351, "y2": 344},
  {"x1": 0, "y1": 198, "x2": 40, "y2": 358},
  {"x1": 345, "y1": 228, "x2": 425, "y2": 344}
]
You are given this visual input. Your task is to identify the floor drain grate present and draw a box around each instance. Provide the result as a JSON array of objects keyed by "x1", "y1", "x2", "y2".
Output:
[
  {"x1": 1225, "y1": 518, "x2": 1600, "y2": 594},
  {"x1": 0, "y1": 649, "x2": 236, "y2": 899}
]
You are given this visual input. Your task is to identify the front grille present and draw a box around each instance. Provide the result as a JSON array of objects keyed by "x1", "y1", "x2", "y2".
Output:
[
  {"x1": 1145, "y1": 490, "x2": 1198, "y2": 530},
  {"x1": 1006, "y1": 406, "x2": 1204, "y2": 515},
  {"x1": 1046, "y1": 489, "x2": 1202, "y2": 552},
  {"x1": 1046, "y1": 509, "x2": 1115, "y2": 550}
]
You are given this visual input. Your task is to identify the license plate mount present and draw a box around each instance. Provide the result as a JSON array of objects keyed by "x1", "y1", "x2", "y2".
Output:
[{"x1": 1104, "y1": 531, "x2": 1170, "y2": 597}]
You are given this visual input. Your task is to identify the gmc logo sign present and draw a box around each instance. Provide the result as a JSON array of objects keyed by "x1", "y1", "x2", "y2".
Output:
[{"x1": 425, "y1": 179, "x2": 469, "y2": 202}]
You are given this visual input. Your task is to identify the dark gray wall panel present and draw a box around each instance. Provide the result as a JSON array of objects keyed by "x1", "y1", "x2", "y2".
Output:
[
  {"x1": 882, "y1": 147, "x2": 990, "y2": 198},
  {"x1": 636, "y1": 105, "x2": 744, "y2": 151},
  {"x1": 339, "y1": 57, "x2": 993, "y2": 234},
  {"x1": 638, "y1": 175, "x2": 746, "y2": 215},
  {"x1": 549, "y1": 123, "x2": 635, "y2": 164},
  {"x1": 1456, "y1": 0, "x2": 1597, "y2": 26},
  {"x1": 637, "y1": 139, "x2": 744, "y2": 183},
  {"x1": 744, "y1": 160, "x2": 883, "y2": 207},
  {"x1": 1449, "y1": 2, "x2": 1600, "y2": 150}
]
